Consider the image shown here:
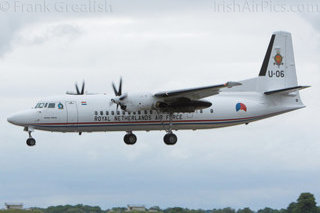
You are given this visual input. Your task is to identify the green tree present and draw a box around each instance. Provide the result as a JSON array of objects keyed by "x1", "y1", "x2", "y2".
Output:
[
  {"x1": 287, "y1": 202, "x2": 297, "y2": 213},
  {"x1": 213, "y1": 207, "x2": 236, "y2": 213},
  {"x1": 236, "y1": 208, "x2": 254, "y2": 213},
  {"x1": 257, "y1": 207, "x2": 281, "y2": 213},
  {"x1": 292, "y1": 193, "x2": 318, "y2": 213}
]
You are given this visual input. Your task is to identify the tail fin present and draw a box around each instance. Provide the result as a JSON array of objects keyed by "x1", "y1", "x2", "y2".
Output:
[
  {"x1": 258, "y1": 31, "x2": 298, "y2": 91},
  {"x1": 221, "y1": 31, "x2": 309, "y2": 96}
]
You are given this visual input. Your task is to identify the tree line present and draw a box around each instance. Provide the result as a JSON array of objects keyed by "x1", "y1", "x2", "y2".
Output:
[{"x1": 1, "y1": 192, "x2": 319, "y2": 213}]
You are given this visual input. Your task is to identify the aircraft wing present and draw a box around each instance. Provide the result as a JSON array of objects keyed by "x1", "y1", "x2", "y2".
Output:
[{"x1": 154, "y1": 81, "x2": 241, "y2": 100}]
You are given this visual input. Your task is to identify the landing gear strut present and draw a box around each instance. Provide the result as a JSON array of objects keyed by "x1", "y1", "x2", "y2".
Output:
[
  {"x1": 163, "y1": 112, "x2": 178, "y2": 145},
  {"x1": 26, "y1": 129, "x2": 36, "y2": 147},
  {"x1": 123, "y1": 131, "x2": 137, "y2": 145}
]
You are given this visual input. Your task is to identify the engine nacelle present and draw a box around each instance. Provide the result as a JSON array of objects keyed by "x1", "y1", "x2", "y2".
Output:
[
  {"x1": 121, "y1": 93, "x2": 156, "y2": 112},
  {"x1": 119, "y1": 93, "x2": 212, "y2": 113},
  {"x1": 155, "y1": 99, "x2": 212, "y2": 112}
]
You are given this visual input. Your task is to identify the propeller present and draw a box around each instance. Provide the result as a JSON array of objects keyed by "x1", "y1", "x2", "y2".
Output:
[
  {"x1": 66, "y1": 81, "x2": 86, "y2": 95},
  {"x1": 112, "y1": 77, "x2": 122, "y2": 96},
  {"x1": 75, "y1": 81, "x2": 85, "y2": 95},
  {"x1": 111, "y1": 77, "x2": 127, "y2": 110}
]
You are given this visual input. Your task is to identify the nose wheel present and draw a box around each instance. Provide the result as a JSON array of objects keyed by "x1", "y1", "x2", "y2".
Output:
[
  {"x1": 25, "y1": 127, "x2": 36, "y2": 146},
  {"x1": 124, "y1": 132, "x2": 137, "y2": 145},
  {"x1": 26, "y1": 138, "x2": 36, "y2": 146}
]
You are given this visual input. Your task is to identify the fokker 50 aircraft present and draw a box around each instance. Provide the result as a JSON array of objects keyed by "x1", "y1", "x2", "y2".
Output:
[{"x1": 8, "y1": 31, "x2": 309, "y2": 146}]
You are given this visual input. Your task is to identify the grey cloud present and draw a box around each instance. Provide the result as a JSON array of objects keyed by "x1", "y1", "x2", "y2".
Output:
[
  {"x1": 20, "y1": 23, "x2": 83, "y2": 45},
  {"x1": 0, "y1": 15, "x2": 24, "y2": 57}
]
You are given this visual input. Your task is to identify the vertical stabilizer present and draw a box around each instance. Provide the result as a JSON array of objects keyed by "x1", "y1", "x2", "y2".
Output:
[{"x1": 258, "y1": 31, "x2": 298, "y2": 91}]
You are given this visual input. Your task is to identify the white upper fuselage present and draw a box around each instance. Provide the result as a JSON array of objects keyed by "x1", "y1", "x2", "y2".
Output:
[{"x1": 7, "y1": 91, "x2": 304, "y2": 133}]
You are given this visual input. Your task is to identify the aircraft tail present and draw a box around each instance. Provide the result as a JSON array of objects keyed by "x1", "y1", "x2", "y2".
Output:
[
  {"x1": 226, "y1": 31, "x2": 309, "y2": 96},
  {"x1": 257, "y1": 31, "x2": 300, "y2": 92}
]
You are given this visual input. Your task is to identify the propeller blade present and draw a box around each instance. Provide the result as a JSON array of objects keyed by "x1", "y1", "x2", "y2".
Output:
[
  {"x1": 112, "y1": 82, "x2": 118, "y2": 96},
  {"x1": 119, "y1": 93, "x2": 127, "y2": 101},
  {"x1": 119, "y1": 77, "x2": 122, "y2": 96},
  {"x1": 75, "y1": 83, "x2": 80, "y2": 95},
  {"x1": 81, "y1": 81, "x2": 85, "y2": 95}
]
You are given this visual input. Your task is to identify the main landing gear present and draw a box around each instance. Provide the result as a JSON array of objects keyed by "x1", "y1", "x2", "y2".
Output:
[
  {"x1": 163, "y1": 132, "x2": 177, "y2": 145},
  {"x1": 123, "y1": 131, "x2": 137, "y2": 145},
  {"x1": 25, "y1": 128, "x2": 36, "y2": 147},
  {"x1": 163, "y1": 112, "x2": 178, "y2": 145}
]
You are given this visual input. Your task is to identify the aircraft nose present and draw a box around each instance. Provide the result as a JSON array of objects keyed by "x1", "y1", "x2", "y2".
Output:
[
  {"x1": 7, "y1": 110, "x2": 36, "y2": 126},
  {"x1": 7, "y1": 114, "x2": 17, "y2": 124}
]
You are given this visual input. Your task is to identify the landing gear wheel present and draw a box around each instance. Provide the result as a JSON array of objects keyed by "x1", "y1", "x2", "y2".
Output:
[
  {"x1": 124, "y1": 134, "x2": 137, "y2": 145},
  {"x1": 163, "y1": 133, "x2": 177, "y2": 145},
  {"x1": 26, "y1": 138, "x2": 36, "y2": 146}
]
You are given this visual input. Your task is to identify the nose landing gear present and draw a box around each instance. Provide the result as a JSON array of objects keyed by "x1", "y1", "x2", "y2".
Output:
[
  {"x1": 26, "y1": 137, "x2": 36, "y2": 146},
  {"x1": 123, "y1": 131, "x2": 137, "y2": 145},
  {"x1": 25, "y1": 127, "x2": 36, "y2": 147}
]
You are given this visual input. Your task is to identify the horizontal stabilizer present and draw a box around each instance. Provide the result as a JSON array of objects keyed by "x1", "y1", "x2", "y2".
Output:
[{"x1": 264, "y1": 86, "x2": 310, "y2": 95}]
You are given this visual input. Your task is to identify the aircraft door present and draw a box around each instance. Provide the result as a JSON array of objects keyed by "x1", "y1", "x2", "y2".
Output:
[{"x1": 65, "y1": 101, "x2": 78, "y2": 130}]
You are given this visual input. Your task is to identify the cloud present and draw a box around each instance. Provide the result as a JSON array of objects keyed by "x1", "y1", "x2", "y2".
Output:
[
  {"x1": 0, "y1": 15, "x2": 24, "y2": 57},
  {"x1": 17, "y1": 22, "x2": 83, "y2": 45}
]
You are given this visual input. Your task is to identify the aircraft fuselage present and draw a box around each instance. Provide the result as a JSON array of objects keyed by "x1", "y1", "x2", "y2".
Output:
[{"x1": 7, "y1": 92, "x2": 302, "y2": 133}]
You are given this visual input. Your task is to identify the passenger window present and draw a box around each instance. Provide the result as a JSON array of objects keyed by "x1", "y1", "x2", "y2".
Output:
[
  {"x1": 144, "y1": 110, "x2": 148, "y2": 114},
  {"x1": 117, "y1": 111, "x2": 120, "y2": 115},
  {"x1": 95, "y1": 111, "x2": 98, "y2": 115},
  {"x1": 100, "y1": 111, "x2": 104, "y2": 115},
  {"x1": 48, "y1": 103, "x2": 55, "y2": 108},
  {"x1": 133, "y1": 112, "x2": 136, "y2": 115},
  {"x1": 150, "y1": 110, "x2": 153, "y2": 114},
  {"x1": 200, "y1": 109, "x2": 203, "y2": 113},
  {"x1": 128, "y1": 112, "x2": 131, "y2": 115},
  {"x1": 111, "y1": 111, "x2": 114, "y2": 115},
  {"x1": 122, "y1": 111, "x2": 125, "y2": 115},
  {"x1": 106, "y1": 111, "x2": 109, "y2": 115},
  {"x1": 210, "y1": 109, "x2": 214, "y2": 113},
  {"x1": 138, "y1": 111, "x2": 141, "y2": 115}
]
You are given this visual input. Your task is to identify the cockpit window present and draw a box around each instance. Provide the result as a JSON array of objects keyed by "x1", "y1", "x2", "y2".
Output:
[
  {"x1": 35, "y1": 102, "x2": 57, "y2": 109},
  {"x1": 36, "y1": 103, "x2": 45, "y2": 108},
  {"x1": 48, "y1": 103, "x2": 55, "y2": 108}
]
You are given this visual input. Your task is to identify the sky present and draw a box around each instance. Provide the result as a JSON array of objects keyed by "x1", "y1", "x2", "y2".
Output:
[{"x1": 1, "y1": 0, "x2": 320, "y2": 210}]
